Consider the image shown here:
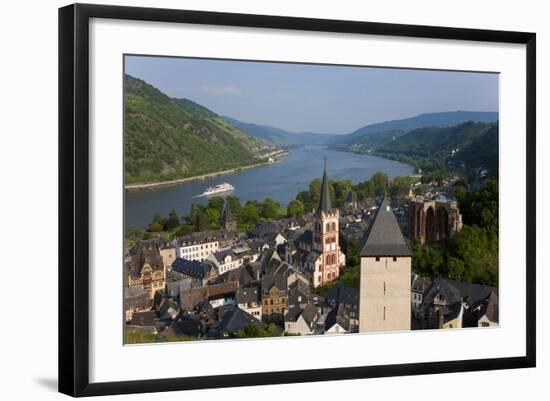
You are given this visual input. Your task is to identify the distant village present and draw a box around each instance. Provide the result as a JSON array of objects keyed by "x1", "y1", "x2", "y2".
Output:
[{"x1": 124, "y1": 163, "x2": 498, "y2": 342}]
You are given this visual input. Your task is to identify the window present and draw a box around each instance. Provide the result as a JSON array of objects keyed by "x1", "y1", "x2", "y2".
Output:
[
  {"x1": 326, "y1": 223, "x2": 331, "y2": 232},
  {"x1": 393, "y1": 256, "x2": 397, "y2": 262},
  {"x1": 332, "y1": 222, "x2": 336, "y2": 231},
  {"x1": 383, "y1": 306, "x2": 386, "y2": 320},
  {"x1": 383, "y1": 282, "x2": 386, "y2": 295},
  {"x1": 376, "y1": 257, "x2": 380, "y2": 262}
]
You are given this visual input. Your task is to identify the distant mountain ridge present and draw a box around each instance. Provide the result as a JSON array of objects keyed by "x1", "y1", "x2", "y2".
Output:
[
  {"x1": 226, "y1": 111, "x2": 498, "y2": 148},
  {"x1": 124, "y1": 75, "x2": 269, "y2": 185},
  {"x1": 331, "y1": 111, "x2": 499, "y2": 150},
  {"x1": 223, "y1": 116, "x2": 339, "y2": 146}
]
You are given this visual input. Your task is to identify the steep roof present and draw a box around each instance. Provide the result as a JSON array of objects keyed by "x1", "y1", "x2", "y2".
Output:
[
  {"x1": 171, "y1": 258, "x2": 211, "y2": 279},
  {"x1": 360, "y1": 197, "x2": 412, "y2": 257},
  {"x1": 222, "y1": 203, "x2": 235, "y2": 225},
  {"x1": 214, "y1": 307, "x2": 261, "y2": 336},
  {"x1": 317, "y1": 160, "x2": 332, "y2": 215}
]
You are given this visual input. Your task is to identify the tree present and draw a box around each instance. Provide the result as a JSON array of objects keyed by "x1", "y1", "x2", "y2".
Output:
[
  {"x1": 287, "y1": 199, "x2": 305, "y2": 217},
  {"x1": 345, "y1": 238, "x2": 360, "y2": 267},
  {"x1": 260, "y1": 198, "x2": 280, "y2": 219},
  {"x1": 332, "y1": 179, "x2": 352, "y2": 207},
  {"x1": 207, "y1": 197, "x2": 225, "y2": 214},
  {"x1": 413, "y1": 245, "x2": 444, "y2": 277},
  {"x1": 148, "y1": 222, "x2": 163, "y2": 232},
  {"x1": 165, "y1": 208, "x2": 180, "y2": 231},
  {"x1": 195, "y1": 211, "x2": 210, "y2": 231},
  {"x1": 389, "y1": 176, "x2": 415, "y2": 197},
  {"x1": 447, "y1": 256, "x2": 465, "y2": 280},
  {"x1": 206, "y1": 208, "x2": 221, "y2": 226},
  {"x1": 152, "y1": 213, "x2": 162, "y2": 224},
  {"x1": 370, "y1": 172, "x2": 389, "y2": 196},
  {"x1": 240, "y1": 202, "x2": 260, "y2": 225},
  {"x1": 174, "y1": 224, "x2": 193, "y2": 236}
]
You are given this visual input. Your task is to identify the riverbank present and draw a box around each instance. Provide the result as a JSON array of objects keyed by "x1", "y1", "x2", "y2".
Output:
[{"x1": 125, "y1": 150, "x2": 288, "y2": 192}]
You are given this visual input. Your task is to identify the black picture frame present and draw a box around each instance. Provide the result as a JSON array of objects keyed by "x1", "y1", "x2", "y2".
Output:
[{"x1": 58, "y1": 3, "x2": 536, "y2": 397}]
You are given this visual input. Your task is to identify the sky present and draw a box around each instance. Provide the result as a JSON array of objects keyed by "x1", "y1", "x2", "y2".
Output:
[{"x1": 125, "y1": 55, "x2": 499, "y2": 134}]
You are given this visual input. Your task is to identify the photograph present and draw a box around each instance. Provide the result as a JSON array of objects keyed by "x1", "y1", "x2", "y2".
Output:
[{"x1": 122, "y1": 55, "x2": 499, "y2": 344}]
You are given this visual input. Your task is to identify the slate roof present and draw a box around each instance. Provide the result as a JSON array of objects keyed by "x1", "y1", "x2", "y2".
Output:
[
  {"x1": 127, "y1": 240, "x2": 165, "y2": 278},
  {"x1": 325, "y1": 283, "x2": 359, "y2": 321},
  {"x1": 317, "y1": 160, "x2": 333, "y2": 215},
  {"x1": 211, "y1": 307, "x2": 262, "y2": 336},
  {"x1": 295, "y1": 229, "x2": 313, "y2": 247},
  {"x1": 236, "y1": 284, "x2": 261, "y2": 305},
  {"x1": 248, "y1": 222, "x2": 284, "y2": 239},
  {"x1": 261, "y1": 273, "x2": 287, "y2": 294},
  {"x1": 424, "y1": 277, "x2": 497, "y2": 307},
  {"x1": 171, "y1": 258, "x2": 211, "y2": 279},
  {"x1": 288, "y1": 279, "x2": 311, "y2": 306},
  {"x1": 325, "y1": 304, "x2": 351, "y2": 332},
  {"x1": 444, "y1": 302, "x2": 463, "y2": 323},
  {"x1": 360, "y1": 197, "x2": 412, "y2": 257},
  {"x1": 214, "y1": 266, "x2": 254, "y2": 287},
  {"x1": 177, "y1": 229, "x2": 236, "y2": 247},
  {"x1": 158, "y1": 299, "x2": 180, "y2": 321},
  {"x1": 464, "y1": 290, "x2": 499, "y2": 326},
  {"x1": 163, "y1": 315, "x2": 205, "y2": 338},
  {"x1": 285, "y1": 303, "x2": 319, "y2": 325}
]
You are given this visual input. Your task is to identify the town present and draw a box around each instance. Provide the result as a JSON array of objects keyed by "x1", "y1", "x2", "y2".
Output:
[{"x1": 124, "y1": 163, "x2": 498, "y2": 343}]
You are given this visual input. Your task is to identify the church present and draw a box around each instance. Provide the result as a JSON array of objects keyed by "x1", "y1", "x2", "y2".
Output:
[{"x1": 293, "y1": 161, "x2": 346, "y2": 288}]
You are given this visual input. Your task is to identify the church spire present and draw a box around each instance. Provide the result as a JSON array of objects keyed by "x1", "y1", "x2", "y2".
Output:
[{"x1": 318, "y1": 158, "x2": 332, "y2": 215}]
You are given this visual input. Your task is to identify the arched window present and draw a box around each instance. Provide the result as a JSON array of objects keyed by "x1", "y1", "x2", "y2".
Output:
[
  {"x1": 326, "y1": 223, "x2": 331, "y2": 232},
  {"x1": 326, "y1": 255, "x2": 330, "y2": 265},
  {"x1": 331, "y1": 222, "x2": 336, "y2": 231}
]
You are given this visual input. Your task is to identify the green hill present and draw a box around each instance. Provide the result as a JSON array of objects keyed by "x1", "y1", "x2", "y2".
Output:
[
  {"x1": 372, "y1": 121, "x2": 499, "y2": 176},
  {"x1": 124, "y1": 75, "x2": 268, "y2": 184},
  {"x1": 331, "y1": 111, "x2": 498, "y2": 151}
]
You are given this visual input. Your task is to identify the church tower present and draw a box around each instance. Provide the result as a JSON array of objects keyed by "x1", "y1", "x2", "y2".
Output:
[
  {"x1": 359, "y1": 197, "x2": 411, "y2": 332},
  {"x1": 312, "y1": 160, "x2": 344, "y2": 287},
  {"x1": 221, "y1": 202, "x2": 237, "y2": 232}
]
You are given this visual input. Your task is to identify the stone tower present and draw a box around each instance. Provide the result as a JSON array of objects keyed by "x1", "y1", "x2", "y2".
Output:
[
  {"x1": 221, "y1": 202, "x2": 237, "y2": 232},
  {"x1": 312, "y1": 160, "x2": 342, "y2": 286},
  {"x1": 359, "y1": 197, "x2": 411, "y2": 332}
]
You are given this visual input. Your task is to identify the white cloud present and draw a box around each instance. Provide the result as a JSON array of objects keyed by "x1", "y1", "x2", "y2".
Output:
[{"x1": 201, "y1": 84, "x2": 242, "y2": 96}]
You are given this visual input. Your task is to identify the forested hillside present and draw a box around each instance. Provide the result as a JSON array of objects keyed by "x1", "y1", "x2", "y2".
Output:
[{"x1": 124, "y1": 75, "x2": 268, "y2": 184}]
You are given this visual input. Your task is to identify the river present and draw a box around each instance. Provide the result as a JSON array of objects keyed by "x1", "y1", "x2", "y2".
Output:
[{"x1": 125, "y1": 146, "x2": 413, "y2": 229}]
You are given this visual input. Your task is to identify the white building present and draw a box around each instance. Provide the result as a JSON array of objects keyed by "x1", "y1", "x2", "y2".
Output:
[{"x1": 207, "y1": 249, "x2": 243, "y2": 274}]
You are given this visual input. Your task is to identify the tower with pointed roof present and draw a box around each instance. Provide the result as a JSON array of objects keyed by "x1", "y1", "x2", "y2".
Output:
[
  {"x1": 221, "y1": 202, "x2": 237, "y2": 232},
  {"x1": 311, "y1": 160, "x2": 344, "y2": 288},
  {"x1": 359, "y1": 197, "x2": 412, "y2": 332}
]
